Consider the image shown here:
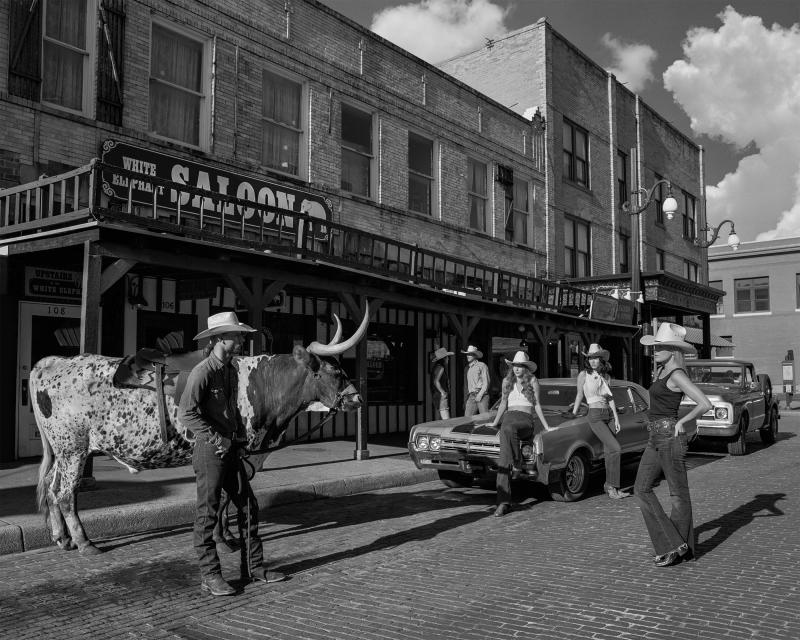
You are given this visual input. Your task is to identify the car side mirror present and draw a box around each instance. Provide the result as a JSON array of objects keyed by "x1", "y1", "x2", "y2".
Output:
[{"x1": 749, "y1": 381, "x2": 761, "y2": 392}]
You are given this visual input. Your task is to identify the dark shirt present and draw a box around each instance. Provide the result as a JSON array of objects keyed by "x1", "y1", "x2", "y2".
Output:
[
  {"x1": 178, "y1": 352, "x2": 244, "y2": 440},
  {"x1": 430, "y1": 362, "x2": 449, "y2": 395},
  {"x1": 648, "y1": 368, "x2": 685, "y2": 420}
]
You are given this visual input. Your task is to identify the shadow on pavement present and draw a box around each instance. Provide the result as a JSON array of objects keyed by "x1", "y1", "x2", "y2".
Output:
[{"x1": 695, "y1": 492, "x2": 786, "y2": 558}]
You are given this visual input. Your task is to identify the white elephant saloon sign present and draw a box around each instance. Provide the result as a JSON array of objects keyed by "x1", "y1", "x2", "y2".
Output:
[{"x1": 99, "y1": 139, "x2": 333, "y2": 242}]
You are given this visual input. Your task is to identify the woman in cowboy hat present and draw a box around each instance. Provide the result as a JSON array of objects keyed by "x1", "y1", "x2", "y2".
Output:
[
  {"x1": 570, "y1": 344, "x2": 629, "y2": 499},
  {"x1": 634, "y1": 322, "x2": 712, "y2": 567},
  {"x1": 488, "y1": 351, "x2": 552, "y2": 516},
  {"x1": 429, "y1": 347, "x2": 455, "y2": 419}
]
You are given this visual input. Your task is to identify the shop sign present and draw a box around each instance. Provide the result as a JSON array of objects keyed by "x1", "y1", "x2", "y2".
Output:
[
  {"x1": 99, "y1": 140, "x2": 333, "y2": 229},
  {"x1": 25, "y1": 267, "x2": 82, "y2": 301}
]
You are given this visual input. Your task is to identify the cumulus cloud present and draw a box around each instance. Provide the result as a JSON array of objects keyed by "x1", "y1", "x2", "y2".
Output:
[
  {"x1": 370, "y1": 0, "x2": 508, "y2": 65},
  {"x1": 601, "y1": 33, "x2": 657, "y2": 92},
  {"x1": 663, "y1": 7, "x2": 800, "y2": 240}
]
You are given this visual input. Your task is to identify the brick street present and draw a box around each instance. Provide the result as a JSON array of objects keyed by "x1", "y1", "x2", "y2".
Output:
[{"x1": 2, "y1": 415, "x2": 799, "y2": 640}]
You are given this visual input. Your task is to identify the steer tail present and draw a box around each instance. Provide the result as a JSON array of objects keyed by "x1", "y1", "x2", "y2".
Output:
[{"x1": 37, "y1": 429, "x2": 54, "y2": 524}]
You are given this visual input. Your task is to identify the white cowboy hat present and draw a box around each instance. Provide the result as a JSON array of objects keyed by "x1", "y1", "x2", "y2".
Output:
[
  {"x1": 461, "y1": 345, "x2": 483, "y2": 359},
  {"x1": 582, "y1": 343, "x2": 610, "y2": 360},
  {"x1": 194, "y1": 311, "x2": 256, "y2": 341},
  {"x1": 504, "y1": 350, "x2": 538, "y2": 373},
  {"x1": 640, "y1": 322, "x2": 696, "y2": 353},
  {"x1": 430, "y1": 347, "x2": 454, "y2": 363}
]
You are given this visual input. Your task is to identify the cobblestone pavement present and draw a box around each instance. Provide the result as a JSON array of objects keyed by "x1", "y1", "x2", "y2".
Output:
[{"x1": 2, "y1": 415, "x2": 799, "y2": 640}]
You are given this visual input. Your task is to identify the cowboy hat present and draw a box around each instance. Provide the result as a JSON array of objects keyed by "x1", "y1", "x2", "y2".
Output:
[
  {"x1": 582, "y1": 343, "x2": 610, "y2": 360},
  {"x1": 640, "y1": 322, "x2": 696, "y2": 353},
  {"x1": 504, "y1": 350, "x2": 538, "y2": 373},
  {"x1": 194, "y1": 311, "x2": 256, "y2": 341},
  {"x1": 430, "y1": 347, "x2": 454, "y2": 363},
  {"x1": 461, "y1": 345, "x2": 483, "y2": 359}
]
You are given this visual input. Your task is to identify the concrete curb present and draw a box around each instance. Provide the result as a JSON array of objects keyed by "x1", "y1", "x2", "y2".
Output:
[{"x1": 4, "y1": 468, "x2": 439, "y2": 556}]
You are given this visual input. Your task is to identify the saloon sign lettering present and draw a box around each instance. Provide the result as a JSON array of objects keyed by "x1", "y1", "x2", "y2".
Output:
[{"x1": 100, "y1": 140, "x2": 333, "y2": 227}]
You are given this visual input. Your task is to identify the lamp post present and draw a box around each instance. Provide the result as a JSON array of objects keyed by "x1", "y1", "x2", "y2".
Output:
[{"x1": 694, "y1": 219, "x2": 740, "y2": 250}]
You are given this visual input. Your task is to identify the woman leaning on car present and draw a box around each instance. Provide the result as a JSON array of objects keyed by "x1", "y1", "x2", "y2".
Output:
[
  {"x1": 488, "y1": 351, "x2": 553, "y2": 517},
  {"x1": 570, "y1": 344, "x2": 631, "y2": 500},
  {"x1": 635, "y1": 323, "x2": 712, "y2": 567}
]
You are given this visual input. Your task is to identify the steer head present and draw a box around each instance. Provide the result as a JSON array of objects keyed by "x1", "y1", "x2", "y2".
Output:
[{"x1": 294, "y1": 300, "x2": 370, "y2": 411}]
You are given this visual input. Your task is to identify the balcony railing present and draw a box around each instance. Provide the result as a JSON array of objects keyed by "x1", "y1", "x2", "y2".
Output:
[{"x1": 0, "y1": 160, "x2": 621, "y2": 319}]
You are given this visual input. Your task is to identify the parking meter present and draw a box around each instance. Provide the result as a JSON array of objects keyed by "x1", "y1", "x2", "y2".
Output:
[{"x1": 783, "y1": 351, "x2": 795, "y2": 409}]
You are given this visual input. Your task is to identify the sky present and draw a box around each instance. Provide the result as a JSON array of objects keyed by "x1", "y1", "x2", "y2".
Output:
[{"x1": 322, "y1": 0, "x2": 800, "y2": 242}]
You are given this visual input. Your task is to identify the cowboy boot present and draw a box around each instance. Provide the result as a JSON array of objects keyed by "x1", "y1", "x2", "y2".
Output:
[
  {"x1": 243, "y1": 565, "x2": 287, "y2": 584},
  {"x1": 200, "y1": 574, "x2": 236, "y2": 596}
]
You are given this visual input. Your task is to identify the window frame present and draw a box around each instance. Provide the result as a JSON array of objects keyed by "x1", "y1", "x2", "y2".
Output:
[
  {"x1": 618, "y1": 231, "x2": 630, "y2": 274},
  {"x1": 40, "y1": 0, "x2": 96, "y2": 117},
  {"x1": 656, "y1": 249, "x2": 665, "y2": 271},
  {"x1": 616, "y1": 150, "x2": 628, "y2": 208},
  {"x1": 683, "y1": 259, "x2": 698, "y2": 282},
  {"x1": 148, "y1": 18, "x2": 212, "y2": 150},
  {"x1": 709, "y1": 279, "x2": 724, "y2": 315},
  {"x1": 467, "y1": 156, "x2": 489, "y2": 233},
  {"x1": 340, "y1": 101, "x2": 375, "y2": 198},
  {"x1": 734, "y1": 276, "x2": 770, "y2": 313},
  {"x1": 564, "y1": 216, "x2": 591, "y2": 277},
  {"x1": 408, "y1": 131, "x2": 435, "y2": 216},
  {"x1": 260, "y1": 65, "x2": 306, "y2": 178},
  {"x1": 563, "y1": 119, "x2": 589, "y2": 188},
  {"x1": 682, "y1": 190, "x2": 696, "y2": 240},
  {"x1": 506, "y1": 174, "x2": 531, "y2": 246},
  {"x1": 654, "y1": 173, "x2": 665, "y2": 225}
]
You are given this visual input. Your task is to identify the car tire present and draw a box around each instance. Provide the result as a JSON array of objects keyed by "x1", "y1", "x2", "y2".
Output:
[
  {"x1": 438, "y1": 470, "x2": 474, "y2": 488},
  {"x1": 760, "y1": 409, "x2": 778, "y2": 445},
  {"x1": 757, "y1": 374, "x2": 773, "y2": 406},
  {"x1": 548, "y1": 451, "x2": 590, "y2": 502},
  {"x1": 727, "y1": 416, "x2": 748, "y2": 456}
]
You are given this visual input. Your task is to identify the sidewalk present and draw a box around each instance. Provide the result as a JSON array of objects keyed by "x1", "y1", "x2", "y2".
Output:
[{"x1": 0, "y1": 433, "x2": 436, "y2": 555}]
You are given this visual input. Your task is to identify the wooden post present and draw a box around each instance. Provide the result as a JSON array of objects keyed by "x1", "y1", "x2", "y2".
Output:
[{"x1": 80, "y1": 240, "x2": 101, "y2": 487}]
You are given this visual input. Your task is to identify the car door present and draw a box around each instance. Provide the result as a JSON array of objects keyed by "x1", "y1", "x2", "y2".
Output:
[
  {"x1": 743, "y1": 365, "x2": 765, "y2": 426},
  {"x1": 612, "y1": 386, "x2": 648, "y2": 450}
]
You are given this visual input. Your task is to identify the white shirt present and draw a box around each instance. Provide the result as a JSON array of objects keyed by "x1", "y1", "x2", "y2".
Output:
[{"x1": 507, "y1": 384, "x2": 533, "y2": 410}]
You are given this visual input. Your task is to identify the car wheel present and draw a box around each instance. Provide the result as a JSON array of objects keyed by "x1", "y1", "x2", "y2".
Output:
[
  {"x1": 727, "y1": 416, "x2": 748, "y2": 456},
  {"x1": 757, "y1": 374, "x2": 773, "y2": 406},
  {"x1": 760, "y1": 409, "x2": 778, "y2": 445},
  {"x1": 438, "y1": 470, "x2": 474, "y2": 488},
  {"x1": 548, "y1": 451, "x2": 590, "y2": 502}
]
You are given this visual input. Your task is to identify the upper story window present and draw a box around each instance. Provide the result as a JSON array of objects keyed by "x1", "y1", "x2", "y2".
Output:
[
  {"x1": 682, "y1": 191, "x2": 696, "y2": 240},
  {"x1": 41, "y1": 0, "x2": 94, "y2": 115},
  {"x1": 709, "y1": 279, "x2": 724, "y2": 314},
  {"x1": 616, "y1": 150, "x2": 628, "y2": 207},
  {"x1": 656, "y1": 249, "x2": 665, "y2": 271},
  {"x1": 565, "y1": 217, "x2": 590, "y2": 277},
  {"x1": 563, "y1": 119, "x2": 589, "y2": 187},
  {"x1": 618, "y1": 231, "x2": 630, "y2": 273},
  {"x1": 654, "y1": 173, "x2": 664, "y2": 225},
  {"x1": 149, "y1": 22, "x2": 208, "y2": 148},
  {"x1": 684, "y1": 260, "x2": 698, "y2": 282},
  {"x1": 261, "y1": 69, "x2": 302, "y2": 176},
  {"x1": 467, "y1": 158, "x2": 488, "y2": 233},
  {"x1": 340, "y1": 103, "x2": 373, "y2": 197},
  {"x1": 408, "y1": 132, "x2": 433, "y2": 215},
  {"x1": 735, "y1": 276, "x2": 769, "y2": 313},
  {"x1": 506, "y1": 176, "x2": 530, "y2": 246}
]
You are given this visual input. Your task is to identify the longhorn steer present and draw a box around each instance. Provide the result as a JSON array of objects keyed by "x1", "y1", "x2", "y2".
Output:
[{"x1": 30, "y1": 303, "x2": 369, "y2": 554}]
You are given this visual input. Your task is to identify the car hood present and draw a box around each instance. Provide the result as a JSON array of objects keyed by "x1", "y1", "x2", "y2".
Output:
[
  {"x1": 411, "y1": 409, "x2": 577, "y2": 437},
  {"x1": 682, "y1": 383, "x2": 742, "y2": 403}
]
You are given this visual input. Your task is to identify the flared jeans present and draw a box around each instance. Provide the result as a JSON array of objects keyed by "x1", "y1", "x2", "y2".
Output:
[{"x1": 587, "y1": 407, "x2": 622, "y2": 489}]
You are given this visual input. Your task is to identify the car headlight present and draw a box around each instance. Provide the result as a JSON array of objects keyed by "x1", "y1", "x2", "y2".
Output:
[
  {"x1": 714, "y1": 407, "x2": 729, "y2": 420},
  {"x1": 521, "y1": 443, "x2": 536, "y2": 460},
  {"x1": 429, "y1": 436, "x2": 441, "y2": 451},
  {"x1": 416, "y1": 435, "x2": 429, "y2": 450}
]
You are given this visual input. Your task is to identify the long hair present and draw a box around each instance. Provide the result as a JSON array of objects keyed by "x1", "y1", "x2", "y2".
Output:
[
  {"x1": 501, "y1": 366, "x2": 537, "y2": 405},
  {"x1": 584, "y1": 357, "x2": 612, "y2": 376}
]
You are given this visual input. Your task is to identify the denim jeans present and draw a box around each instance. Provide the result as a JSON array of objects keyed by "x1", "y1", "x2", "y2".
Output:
[
  {"x1": 587, "y1": 407, "x2": 621, "y2": 489},
  {"x1": 193, "y1": 437, "x2": 264, "y2": 578},
  {"x1": 432, "y1": 391, "x2": 450, "y2": 419},
  {"x1": 496, "y1": 411, "x2": 535, "y2": 505},
  {"x1": 464, "y1": 393, "x2": 490, "y2": 417},
  {"x1": 634, "y1": 431, "x2": 695, "y2": 556}
]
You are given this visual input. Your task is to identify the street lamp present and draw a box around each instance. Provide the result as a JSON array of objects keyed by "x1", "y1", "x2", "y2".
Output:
[{"x1": 695, "y1": 219, "x2": 740, "y2": 250}]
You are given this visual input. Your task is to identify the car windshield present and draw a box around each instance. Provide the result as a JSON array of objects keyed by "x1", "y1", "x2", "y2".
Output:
[
  {"x1": 537, "y1": 385, "x2": 577, "y2": 410},
  {"x1": 686, "y1": 365, "x2": 743, "y2": 385}
]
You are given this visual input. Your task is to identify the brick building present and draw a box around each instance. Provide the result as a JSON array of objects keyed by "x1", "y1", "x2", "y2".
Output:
[{"x1": 0, "y1": 1, "x2": 697, "y2": 461}]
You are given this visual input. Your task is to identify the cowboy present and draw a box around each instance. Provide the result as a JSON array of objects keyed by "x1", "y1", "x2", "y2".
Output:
[
  {"x1": 430, "y1": 347, "x2": 454, "y2": 419},
  {"x1": 462, "y1": 345, "x2": 491, "y2": 416},
  {"x1": 179, "y1": 311, "x2": 286, "y2": 596}
]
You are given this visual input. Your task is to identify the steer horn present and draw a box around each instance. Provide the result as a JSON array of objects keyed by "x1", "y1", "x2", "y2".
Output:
[
  {"x1": 307, "y1": 301, "x2": 370, "y2": 356},
  {"x1": 326, "y1": 314, "x2": 343, "y2": 346}
]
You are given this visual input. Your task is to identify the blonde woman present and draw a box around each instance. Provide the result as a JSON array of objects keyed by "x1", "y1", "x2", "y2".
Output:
[
  {"x1": 571, "y1": 344, "x2": 630, "y2": 499},
  {"x1": 489, "y1": 351, "x2": 552, "y2": 516}
]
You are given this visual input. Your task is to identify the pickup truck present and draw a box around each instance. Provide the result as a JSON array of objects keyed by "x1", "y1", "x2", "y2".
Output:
[{"x1": 683, "y1": 359, "x2": 780, "y2": 455}]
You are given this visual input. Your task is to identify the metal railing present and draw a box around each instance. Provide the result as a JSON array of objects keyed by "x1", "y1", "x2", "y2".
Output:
[{"x1": 0, "y1": 160, "x2": 616, "y2": 318}]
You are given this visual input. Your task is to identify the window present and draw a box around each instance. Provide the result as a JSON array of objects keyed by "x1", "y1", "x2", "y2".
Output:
[
  {"x1": 506, "y1": 177, "x2": 530, "y2": 245},
  {"x1": 654, "y1": 173, "x2": 664, "y2": 224},
  {"x1": 616, "y1": 150, "x2": 628, "y2": 207},
  {"x1": 565, "y1": 217, "x2": 590, "y2": 277},
  {"x1": 340, "y1": 103, "x2": 373, "y2": 196},
  {"x1": 41, "y1": 0, "x2": 94, "y2": 114},
  {"x1": 618, "y1": 232, "x2": 630, "y2": 273},
  {"x1": 683, "y1": 191, "x2": 696, "y2": 240},
  {"x1": 735, "y1": 277, "x2": 769, "y2": 313},
  {"x1": 684, "y1": 260, "x2": 698, "y2": 282},
  {"x1": 408, "y1": 133, "x2": 433, "y2": 215},
  {"x1": 563, "y1": 119, "x2": 589, "y2": 187},
  {"x1": 261, "y1": 69, "x2": 302, "y2": 176},
  {"x1": 467, "y1": 158, "x2": 488, "y2": 232},
  {"x1": 656, "y1": 249, "x2": 665, "y2": 271},
  {"x1": 150, "y1": 22, "x2": 207, "y2": 147},
  {"x1": 709, "y1": 279, "x2": 724, "y2": 315}
]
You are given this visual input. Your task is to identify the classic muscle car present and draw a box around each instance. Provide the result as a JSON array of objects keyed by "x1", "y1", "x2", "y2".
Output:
[
  {"x1": 408, "y1": 378, "x2": 689, "y2": 502},
  {"x1": 683, "y1": 359, "x2": 780, "y2": 455}
]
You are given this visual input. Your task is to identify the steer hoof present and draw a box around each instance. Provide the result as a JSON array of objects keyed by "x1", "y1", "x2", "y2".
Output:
[
  {"x1": 79, "y1": 543, "x2": 103, "y2": 556},
  {"x1": 54, "y1": 537, "x2": 76, "y2": 551}
]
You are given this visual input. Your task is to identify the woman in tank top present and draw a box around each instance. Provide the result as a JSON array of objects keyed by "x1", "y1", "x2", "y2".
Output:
[
  {"x1": 488, "y1": 351, "x2": 552, "y2": 517},
  {"x1": 635, "y1": 323, "x2": 712, "y2": 567},
  {"x1": 570, "y1": 344, "x2": 630, "y2": 499}
]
